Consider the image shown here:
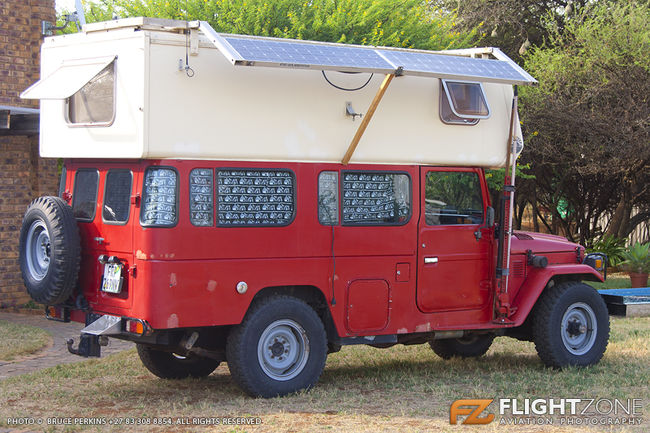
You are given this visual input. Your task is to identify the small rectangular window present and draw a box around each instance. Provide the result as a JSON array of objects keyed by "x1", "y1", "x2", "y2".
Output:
[
  {"x1": 440, "y1": 80, "x2": 490, "y2": 125},
  {"x1": 140, "y1": 167, "x2": 178, "y2": 227},
  {"x1": 72, "y1": 169, "x2": 99, "y2": 222},
  {"x1": 67, "y1": 60, "x2": 115, "y2": 125},
  {"x1": 103, "y1": 170, "x2": 132, "y2": 224},
  {"x1": 190, "y1": 168, "x2": 214, "y2": 227},
  {"x1": 425, "y1": 171, "x2": 484, "y2": 225},
  {"x1": 341, "y1": 172, "x2": 411, "y2": 225},
  {"x1": 318, "y1": 171, "x2": 339, "y2": 225},
  {"x1": 216, "y1": 169, "x2": 295, "y2": 227}
]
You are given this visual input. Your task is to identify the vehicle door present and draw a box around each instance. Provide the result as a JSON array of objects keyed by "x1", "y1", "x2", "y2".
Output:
[{"x1": 416, "y1": 167, "x2": 492, "y2": 312}]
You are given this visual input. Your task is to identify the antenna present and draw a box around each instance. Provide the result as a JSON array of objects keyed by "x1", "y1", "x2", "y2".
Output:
[{"x1": 75, "y1": 0, "x2": 86, "y2": 28}]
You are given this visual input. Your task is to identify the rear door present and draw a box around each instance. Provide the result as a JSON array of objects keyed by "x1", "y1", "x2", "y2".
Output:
[
  {"x1": 71, "y1": 162, "x2": 138, "y2": 311},
  {"x1": 416, "y1": 167, "x2": 492, "y2": 312}
]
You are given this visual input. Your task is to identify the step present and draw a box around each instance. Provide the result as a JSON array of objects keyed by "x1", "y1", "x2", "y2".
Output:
[{"x1": 598, "y1": 288, "x2": 650, "y2": 317}]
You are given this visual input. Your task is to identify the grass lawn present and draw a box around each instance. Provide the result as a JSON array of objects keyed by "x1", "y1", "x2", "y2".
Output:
[
  {"x1": 590, "y1": 273, "x2": 633, "y2": 290},
  {"x1": 0, "y1": 316, "x2": 648, "y2": 432},
  {"x1": 0, "y1": 319, "x2": 51, "y2": 362}
]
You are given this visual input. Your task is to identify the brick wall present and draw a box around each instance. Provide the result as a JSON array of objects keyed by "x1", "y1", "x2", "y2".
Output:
[{"x1": 0, "y1": 0, "x2": 58, "y2": 308}]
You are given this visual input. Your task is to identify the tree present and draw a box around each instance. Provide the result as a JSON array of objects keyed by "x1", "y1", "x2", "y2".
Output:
[
  {"x1": 519, "y1": 1, "x2": 650, "y2": 244},
  {"x1": 64, "y1": 0, "x2": 476, "y2": 50}
]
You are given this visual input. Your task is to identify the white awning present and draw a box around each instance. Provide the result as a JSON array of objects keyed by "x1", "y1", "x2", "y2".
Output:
[{"x1": 21, "y1": 56, "x2": 116, "y2": 100}]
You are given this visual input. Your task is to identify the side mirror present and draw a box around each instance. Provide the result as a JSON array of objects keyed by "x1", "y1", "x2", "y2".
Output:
[{"x1": 474, "y1": 206, "x2": 495, "y2": 241}]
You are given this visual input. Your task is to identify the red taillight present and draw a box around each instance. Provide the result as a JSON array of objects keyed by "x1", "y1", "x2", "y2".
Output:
[{"x1": 125, "y1": 318, "x2": 145, "y2": 335}]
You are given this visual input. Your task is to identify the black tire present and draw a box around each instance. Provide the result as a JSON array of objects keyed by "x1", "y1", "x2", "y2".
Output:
[
  {"x1": 226, "y1": 296, "x2": 327, "y2": 398},
  {"x1": 429, "y1": 334, "x2": 495, "y2": 359},
  {"x1": 137, "y1": 344, "x2": 221, "y2": 379},
  {"x1": 18, "y1": 196, "x2": 80, "y2": 305},
  {"x1": 532, "y1": 281, "x2": 609, "y2": 368}
]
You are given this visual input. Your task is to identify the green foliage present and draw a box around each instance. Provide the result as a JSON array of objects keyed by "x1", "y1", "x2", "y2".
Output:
[
  {"x1": 67, "y1": 0, "x2": 476, "y2": 50},
  {"x1": 620, "y1": 242, "x2": 650, "y2": 274},
  {"x1": 588, "y1": 235, "x2": 627, "y2": 267}
]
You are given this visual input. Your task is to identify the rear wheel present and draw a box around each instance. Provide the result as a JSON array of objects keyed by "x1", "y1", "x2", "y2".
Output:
[
  {"x1": 137, "y1": 344, "x2": 220, "y2": 379},
  {"x1": 429, "y1": 334, "x2": 494, "y2": 359},
  {"x1": 226, "y1": 296, "x2": 327, "y2": 398},
  {"x1": 533, "y1": 281, "x2": 609, "y2": 368}
]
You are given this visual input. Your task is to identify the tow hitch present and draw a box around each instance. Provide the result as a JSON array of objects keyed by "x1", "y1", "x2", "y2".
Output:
[
  {"x1": 66, "y1": 334, "x2": 108, "y2": 357},
  {"x1": 67, "y1": 314, "x2": 121, "y2": 358}
]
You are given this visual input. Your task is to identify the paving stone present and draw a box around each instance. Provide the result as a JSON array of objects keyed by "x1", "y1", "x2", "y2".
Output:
[{"x1": 0, "y1": 312, "x2": 133, "y2": 380}]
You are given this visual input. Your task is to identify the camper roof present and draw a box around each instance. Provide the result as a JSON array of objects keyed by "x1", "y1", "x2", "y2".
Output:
[{"x1": 81, "y1": 18, "x2": 536, "y2": 86}]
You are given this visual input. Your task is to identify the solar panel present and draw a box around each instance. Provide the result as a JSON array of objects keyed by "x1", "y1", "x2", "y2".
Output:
[
  {"x1": 196, "y1": 21, "x2": 536, "y2": 85},
  {"x1": 378, "y1": 49, "x2": 528, "y2": 83},
  {"x1": 223, "y1": 36, "x2": 396, "y2": 73}
]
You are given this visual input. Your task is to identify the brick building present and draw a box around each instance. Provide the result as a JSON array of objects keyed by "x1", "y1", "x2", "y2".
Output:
[{"x1": 0, "y1": 0, "x2": 58, "y2": 308}]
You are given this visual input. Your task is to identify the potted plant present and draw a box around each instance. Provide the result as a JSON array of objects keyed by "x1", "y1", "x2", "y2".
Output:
[{"x1": 620, "y1": 242, "x2": 650, "y2": 288}]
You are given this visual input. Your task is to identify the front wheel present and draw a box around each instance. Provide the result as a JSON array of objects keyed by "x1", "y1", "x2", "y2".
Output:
[
  {"x1": 533, "y1": 281, "x2": 609, "y2": 368},
  {"x1": 226, "y1": 296, "x2": 327, "y2": 398}
]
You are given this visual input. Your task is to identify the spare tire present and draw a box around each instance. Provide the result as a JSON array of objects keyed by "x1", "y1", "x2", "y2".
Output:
[{"x1": 19, "y1": 196, "x2": 81, "y2": 305}]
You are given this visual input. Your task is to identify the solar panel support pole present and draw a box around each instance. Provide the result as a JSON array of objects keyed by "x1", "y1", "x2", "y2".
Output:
[{"x1": 342, "y1": 73, "x2": 394, "y2": 165}]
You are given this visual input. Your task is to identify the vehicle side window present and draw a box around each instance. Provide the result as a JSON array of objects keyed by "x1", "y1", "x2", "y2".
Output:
[
  {"x1": 72, "y1": 169, "x2": 99, "y2": 222},
  {"x1": 103, "y1": 170, "x2": 132, "y2": 224},
  {"x1": 318, "y1": 171, "x2": 339, "y2": 225},
  {"x1": 190, "y1": 168, "x2": 214, "y2": 227},
  {"x1": 140, "y1": 167, "x2": 178, "y2": 227},
  {"x1": 341, "y1": 171, "x2": 410, "y2": 225},
  {"x1": 216, "y1": 169, "x2": 295, "y2": 227},
  {"x1": 439, "y1": 80, "x2": 490, "y2": 125},
  {"x1": 425, "y1": 171, "x2": 484, "y2": 225},
  {"x1": 67, "y1": 61, "x2": 115, "y2": 126}
]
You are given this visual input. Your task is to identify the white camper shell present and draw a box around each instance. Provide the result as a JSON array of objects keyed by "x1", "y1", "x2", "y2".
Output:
[{"x1": 22, "y1": 18, "x2": 535, "y2": 166}]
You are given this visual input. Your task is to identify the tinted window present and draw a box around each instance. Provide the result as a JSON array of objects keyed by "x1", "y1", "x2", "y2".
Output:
[
  {"x1": 140, "y1": 167, "x2": 178, "y2": 227},
  {"x1": 190, "y1": 168, "x2": 214, "y2": 227},
  {"x1": 318, "y1": 171, "x2": 339, "y2": 225},
  {"x1": 216, "y1": 169, "x2": 295, "y2": 226},
  {"x1": 72, "y1": 169, "x2": 99, "y2": 221},
  {"x1": 68, "y1": 61, "x2": 115, "y2": 125},
  {"x1": 439, "y1": 80, "x2": 490, "y2": 125},
  {"x1": 103, "y1": 170, "x2": 132, "y2": 224},
  {"x1": 58, "y1": 165, "x2": 67, "y2": 197},
  {"x1": 425, "y1": 171, "x2": 484, "y2": 225},
  {"x1": 341, "y1": 172, "x2": 410, "y2": 225}
]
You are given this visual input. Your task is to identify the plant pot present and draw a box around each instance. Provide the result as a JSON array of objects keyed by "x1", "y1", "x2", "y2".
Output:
[{"x1": 629, "y1": 272, "x2": 649, "y2": 288}]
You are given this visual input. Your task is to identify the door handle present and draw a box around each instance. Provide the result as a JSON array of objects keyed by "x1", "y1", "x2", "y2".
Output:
[{"x1": 424, "y1": 257, "x2": 438, "y2": 264}]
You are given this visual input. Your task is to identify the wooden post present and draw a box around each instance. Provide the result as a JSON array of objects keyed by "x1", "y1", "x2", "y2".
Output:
[{"x1": 341, "y1": 73, "x2": 395, "y2": 165}]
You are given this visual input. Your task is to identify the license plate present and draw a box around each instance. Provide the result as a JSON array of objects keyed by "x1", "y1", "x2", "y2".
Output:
[{"x1": 101, "y1": 263, "x2": 123, "y2": 294}]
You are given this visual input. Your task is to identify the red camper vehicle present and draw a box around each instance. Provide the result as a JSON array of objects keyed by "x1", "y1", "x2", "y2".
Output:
[{"x1": 20, "y1": 18, "x2": 609, "y2": 397}]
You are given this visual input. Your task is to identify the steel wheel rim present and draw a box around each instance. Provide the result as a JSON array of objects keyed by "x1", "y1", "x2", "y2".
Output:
[
  {"x1": 25, "y1": 220, "x2": 51, "y2": 281},
  {"x1": 561, "y1": 302, "x2": 597, "y2": 355},
  {"x1": 257, "y1": 319, "x2": 310, "y2": 381}
]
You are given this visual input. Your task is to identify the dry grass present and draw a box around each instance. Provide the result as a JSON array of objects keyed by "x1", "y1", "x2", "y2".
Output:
[
  {"x1": 0, "y1": 319, "x2": 51, "y2": 362},
  {"x1": 0, "y1": 317, "x2": 648, "y2": 432}
]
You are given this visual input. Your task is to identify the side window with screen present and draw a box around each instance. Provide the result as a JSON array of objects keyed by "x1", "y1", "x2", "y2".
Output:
[
  {"x1": 341, "y1": 172, "x2": 410, "y2": 225},
  {"x1": 425, "y1": 172, "x2": 484, "y2": 225},
  {"x1": 72, "y1": 169, "x2": 99, "y2": 221},
  {"x1": 140, "y1": 167, "x2": 178, "y2": 227},
  {"x1": 67, "y1": 60, "x2": 115, "y2": 125},
  {"x1": 318, "y1": 171, "x2": 339, "y2": 225},
  {"x1": 103, "y1": 170, "x2": 132, "y2": 224},
  {"x1": 216, "y1": 169, "x2": 295, "y2": 226},
  {"x1": 190, "y1": 168, "x2": 214, "y2": 226},
  {"x1": 439, "y1": 80, "x2": 490, "y2": 125}
]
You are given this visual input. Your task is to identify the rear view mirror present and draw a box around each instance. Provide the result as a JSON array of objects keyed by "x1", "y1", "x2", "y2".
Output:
[{"x1": 486, "y1": 206, "x2": 495, "y2": 227}]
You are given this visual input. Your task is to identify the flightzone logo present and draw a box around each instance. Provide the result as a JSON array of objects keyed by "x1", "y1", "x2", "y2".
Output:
[{"x1": 450, "y1": 398, "x2": 644, "y2": 426}]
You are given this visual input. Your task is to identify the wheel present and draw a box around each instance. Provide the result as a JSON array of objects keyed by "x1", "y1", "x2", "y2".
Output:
[
  {"x1": 137, "y1": 344, "x2": 221, "y2": 379},
  {"x1": 533, "y1": 281, "x2": 609, "y2": 368},
  {"x1": 226, "y1": 296, "x2": 327, "y2": 398},
  {"x1": 429, "y1": 334, "x2": 495, "y2": 359},
  {"x1": 19, "y1": 196, "x2": 80, "y2": 305}
]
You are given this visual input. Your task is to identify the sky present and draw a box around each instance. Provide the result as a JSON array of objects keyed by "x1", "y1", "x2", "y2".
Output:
[{"x1": 56, "y1": 0, "x2": 78, "y2": 12}]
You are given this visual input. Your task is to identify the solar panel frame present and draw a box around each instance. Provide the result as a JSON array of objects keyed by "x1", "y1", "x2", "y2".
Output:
[{"x1": 195, "y1": 21, "x2": 537, "y2": 85}]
